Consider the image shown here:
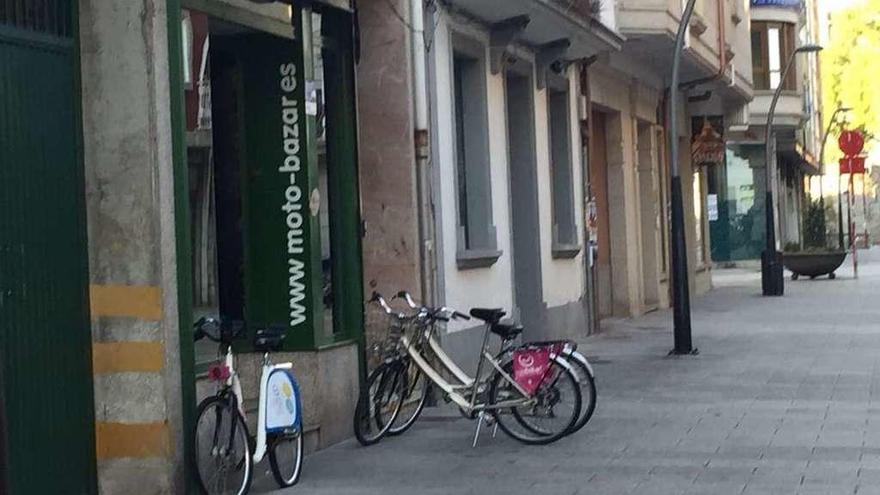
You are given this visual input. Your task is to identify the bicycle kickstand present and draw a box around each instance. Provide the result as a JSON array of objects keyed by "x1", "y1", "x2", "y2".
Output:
[{"x1": 472, "y1": 411, "x2": 486, "y2": 448}]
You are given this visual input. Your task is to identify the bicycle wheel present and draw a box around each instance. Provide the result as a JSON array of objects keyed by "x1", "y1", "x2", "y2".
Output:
[
  {"x1": 488, "y1": 356, "x2": 581, "y2": 445},
  {"x1": 566, "y1": 350, "x2": 597, "y2": 434},
  {"x1": 268, "y1": 430, "x2": 303, "y2": 487},
  {"x1": 194, "y1": 396, "x2": 253, "y2": 495},
  {"x1": 353, "y1": 363, "x2": 405, "y2": 446},
  {"x1": 387, "y1": 359, "x2": 430, "y2": 436}
]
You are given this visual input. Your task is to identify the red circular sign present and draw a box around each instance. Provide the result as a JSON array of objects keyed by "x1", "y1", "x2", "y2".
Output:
[{"x1": 839, "y1": 130, "x2": 865, "y2": 155}]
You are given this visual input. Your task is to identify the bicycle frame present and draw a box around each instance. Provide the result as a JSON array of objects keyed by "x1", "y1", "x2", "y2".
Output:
[
  {"x1": 220, "y1": 347, "x2": 294, "y2": 464},
  {"x1": 398, "y1": 321, "x2": 536, "y2": 415}
]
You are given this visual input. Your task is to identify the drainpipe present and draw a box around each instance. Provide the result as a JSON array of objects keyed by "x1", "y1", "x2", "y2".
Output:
[
  {"x1": 411, "y1": 0, "x2": 435, "y2": 305},
  {"x1": 680, "y1": 0, "x2": 727, "y2": 89},
  {"x1": 578, "y1": 56, "x2": 598, "y2": 334}
]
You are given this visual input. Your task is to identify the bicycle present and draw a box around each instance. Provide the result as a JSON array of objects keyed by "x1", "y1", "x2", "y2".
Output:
[
  {"x1": 352, "y1": 303, "x2": 425, "y2": 446},
  {"x1": 193, "y1": 317, "x2": 304, "y2": 495},
  {"x1": 359, "y1": 293, "x2": 583, "y2": 446},
  {"x1": 395, "y1": 291, "x2": 597, "y2": 435}
]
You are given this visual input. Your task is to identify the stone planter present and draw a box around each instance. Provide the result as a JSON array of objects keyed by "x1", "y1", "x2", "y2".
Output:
[{"x1": 783, "y1": 252, "x2": 847, "y2": 280}]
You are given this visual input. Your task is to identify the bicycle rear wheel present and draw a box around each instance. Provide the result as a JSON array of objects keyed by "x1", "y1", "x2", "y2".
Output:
[
  {"x1": 488, "y1": 357, "x2": 581, "y2": 445},
  {"x1": 268, "y1": 430, "x2": 303, "y2": 487},
  {"x1": 353, "y1": 363, "x2": 406, "y2": 446},
  {"x1": 566, "y1": 350, "x2": 597, "y2": 434},
  {"x1": 387, "y1": 359, "x2": 430, "y2": 436},
  {"x1": 194, "y1": 396, "x2": 253, "y2": 495}
]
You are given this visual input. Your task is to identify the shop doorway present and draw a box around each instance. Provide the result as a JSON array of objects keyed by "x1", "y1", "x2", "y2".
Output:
[
  {"x1": 505, "y1": 68, "x2": 544, "y2": 332},
  {"x1": 181, "y1": 6, "x2": 363, "y2": 368},
  {"x1": 589, "y1": 111, "x2": 612, "y2": 319}
]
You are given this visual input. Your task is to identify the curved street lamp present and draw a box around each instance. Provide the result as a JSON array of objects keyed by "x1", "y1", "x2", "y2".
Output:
[
  {"x1": 818, "y1": 107, "x2": 852, "y2": 249},
  {"x1": 668, "y1": 0, "x2": 699, "y2": 355},
  {"x1": 762, "y1": 43, "x2": 823, "y2": 297},
  {"x1": 819, "y1": 107, "x2": 852, "y2": 197}
]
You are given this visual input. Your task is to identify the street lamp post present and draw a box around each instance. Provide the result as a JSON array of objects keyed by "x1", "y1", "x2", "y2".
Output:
[
  {"x1": 668, "y1": 0, "x2": 698, "y2": 355},
  {"x1": 762, "y1": 44, "x2": 823, "y2": 297},
  {"x1": 817, "y1": 107, "x2": 852, "y2": 250},
  {"x1": 819, "y1": 107, "x2": 851, "y2": 204}
]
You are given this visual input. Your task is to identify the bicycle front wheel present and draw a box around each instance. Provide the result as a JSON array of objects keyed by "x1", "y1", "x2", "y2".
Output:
[
  {"x1": 388, "y1": 359, "x2": 430, "y2": 436},
  {"x1": 268, "y1": 430, "x2": 303, "y2": 487},
  {"x1": 488, "y1": 357, "x2": 582, "y2": 445},
  {"x1": 194, "y1": 396, "x2": 253, "y2": 495},
  {"x1": 353, "y1": 363, "x2": 406, "y2": 446}
]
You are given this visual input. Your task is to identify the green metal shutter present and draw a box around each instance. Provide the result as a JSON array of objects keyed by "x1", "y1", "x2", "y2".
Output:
[{"x1": 0, "y1": 2, "x2": 97, "y2": 493}]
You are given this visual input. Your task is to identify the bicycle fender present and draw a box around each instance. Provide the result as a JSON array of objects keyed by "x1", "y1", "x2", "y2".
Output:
[{"x1": 565, "y1": 349, "x2": 595, "y2": 378}]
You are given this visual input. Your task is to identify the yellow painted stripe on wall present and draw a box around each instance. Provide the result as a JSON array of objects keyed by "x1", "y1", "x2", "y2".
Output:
[
  {"x1": 90, "y1": 284, "x2": 162, "y2": 320},
  {"x1": 92, "y1": 342, "x2": 164, "y2": 374},
  {"x1": 95, "y1": 422, "x2": 170, "y2": 459}
]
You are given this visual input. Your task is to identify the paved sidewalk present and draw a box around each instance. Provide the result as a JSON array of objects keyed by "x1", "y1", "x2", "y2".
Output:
[{"x1": 260, "y1": 249, "x2": 880, "y2": 495}]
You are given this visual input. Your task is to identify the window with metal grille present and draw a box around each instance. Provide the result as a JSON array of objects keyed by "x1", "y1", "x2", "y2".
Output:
[{"x1": 0, "y1": 1, "x2": 72, "y2": 38}]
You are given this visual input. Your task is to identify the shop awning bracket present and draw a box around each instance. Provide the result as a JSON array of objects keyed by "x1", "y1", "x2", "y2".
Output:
[
  {"x1": 488, "y1": 15, "x2": 530, "y2": 75},
  {"x1": 536, "y1": 38, "x2": 570, "y2": 90}
]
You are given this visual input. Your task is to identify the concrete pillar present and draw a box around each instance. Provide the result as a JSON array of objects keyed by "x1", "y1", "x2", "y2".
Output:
[
  {"x1": 637, "y1": 124, "x2": 661, "y2": 308},
  {"x1": 80, "y1": 1, "x2": 183, "y2": 493},
  {"x1": 605, "y1": 113, "x2": 641, "y2": 317},
  {"x1": 354, "y1": 0, "x2": 422, "y2": 352}
]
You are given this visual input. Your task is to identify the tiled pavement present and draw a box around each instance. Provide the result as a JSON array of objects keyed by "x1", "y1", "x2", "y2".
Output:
[{"x1": 259, "y1": 249, "x2": 880, "y2": 494}]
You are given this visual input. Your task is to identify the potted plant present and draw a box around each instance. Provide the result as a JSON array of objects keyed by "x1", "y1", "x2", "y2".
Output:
[{"x1": 783, "y1": 200, "x2": 847, "y2": 280}]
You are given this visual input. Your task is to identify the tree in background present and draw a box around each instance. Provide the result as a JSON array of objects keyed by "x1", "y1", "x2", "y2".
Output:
[
  {"x1": 822, "y1": 0, "x2": 880, "y2": 163},
  {"x1": 821, "y1": 0, "x2": 880, "y2": 245}
]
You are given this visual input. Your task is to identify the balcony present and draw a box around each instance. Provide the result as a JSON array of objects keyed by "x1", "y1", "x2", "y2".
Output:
[
  {"x1": 614, "y1": 0, "x2": 753, "y2": 102},
  {"x1": 444, "y1": 0, "x2": 624, "y2": 59},
  {"x1": 749, "y1": 91, "x2": 805, "y2": 129}
]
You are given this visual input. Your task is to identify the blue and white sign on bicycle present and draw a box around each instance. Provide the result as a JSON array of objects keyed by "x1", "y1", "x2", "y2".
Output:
[{"x1": 265, "y1": 369, "x2": 301, "y2": 433}]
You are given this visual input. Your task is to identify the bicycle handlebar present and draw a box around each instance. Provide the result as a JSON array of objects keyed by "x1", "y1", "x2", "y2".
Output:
[
  {"x1": 393, "y1": 290, "x2": 470, "y2": 322},
  {"x1": 370, "y1": 291, "x2": 396, "y2": 315}
]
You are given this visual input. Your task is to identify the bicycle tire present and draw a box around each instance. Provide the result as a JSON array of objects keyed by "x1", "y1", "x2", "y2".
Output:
[
  {"x1": 353, "y1": 364, "x2": 405, "y2": 446},
  {"x1": 566, "y1": 350, "x2": 597, "y2": 434},
  {"x1": 268, "y1": 430, "x2": 304, "y2": 487},
  {"x1": 387, "y1": 360, "x2": 430, "y2": 436},
  {"x1": 194, "y1": 395, "x2": 253, "y2": 495},
  {"x1": 488, "y1": 356, "x2": 581, "y2": 445}
]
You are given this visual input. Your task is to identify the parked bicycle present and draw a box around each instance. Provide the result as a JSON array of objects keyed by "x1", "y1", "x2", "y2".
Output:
[
  {"x1": 395, "y1": 291, "x2": 597, "y2": 435},
  {"x1": 352, "y1": 303, "x2": 430, "y2": 445},
  {"x1": 355, "y1": 292, "x2": 589, "y2": 447},
  {"x1": 193, "y1": 317, "x2": 303, "y2": 495}
]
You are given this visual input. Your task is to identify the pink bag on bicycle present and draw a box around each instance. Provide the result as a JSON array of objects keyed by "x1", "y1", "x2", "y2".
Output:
[{"x1": 512, "y1": 347, "x2": 552, "y2": 395}]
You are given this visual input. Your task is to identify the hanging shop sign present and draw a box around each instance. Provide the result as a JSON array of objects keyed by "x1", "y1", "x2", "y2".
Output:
[{"x1": 691, "y1": 117, "x2": 725, "y2": 166}]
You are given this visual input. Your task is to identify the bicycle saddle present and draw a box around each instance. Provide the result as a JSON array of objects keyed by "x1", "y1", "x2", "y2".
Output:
[
  {"x1": 469, "y1": 308, "x2": 506, "y2": 323},
  {"x1": 491, "y1": 320, "x2": 523, "y2": 340},
  {"x1": 253, "y1": 326, "x2": 286, "y2": 352}
]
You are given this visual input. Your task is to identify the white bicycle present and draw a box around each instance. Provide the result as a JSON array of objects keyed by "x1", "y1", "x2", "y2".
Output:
[{"x1": 193, "y1": 318, "x2": 304, "y2": 495}]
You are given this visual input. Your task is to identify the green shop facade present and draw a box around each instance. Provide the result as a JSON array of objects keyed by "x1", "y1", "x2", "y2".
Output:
[
  {"x1": 1, "y1": 0, "x2": 366, "y2": 493},
  {"x1": 173, "y1": 0, "x2": 366, "y2": 456}
]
